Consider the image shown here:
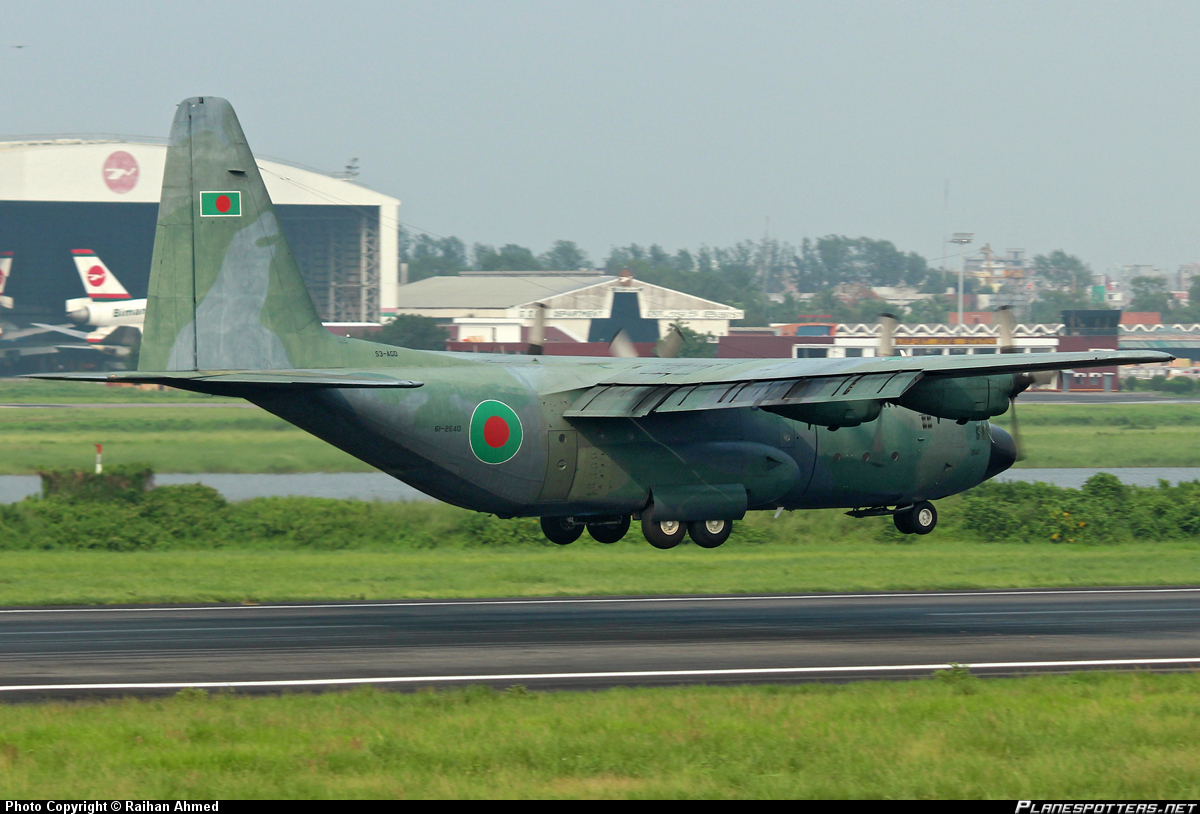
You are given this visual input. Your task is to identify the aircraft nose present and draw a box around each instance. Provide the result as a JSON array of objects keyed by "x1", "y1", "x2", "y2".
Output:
[{"x1": 985, "y1": 425, "x2": 1017, "y2": 480}]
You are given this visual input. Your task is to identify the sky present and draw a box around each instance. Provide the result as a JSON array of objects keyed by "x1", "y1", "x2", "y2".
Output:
[{"x1": 4, "y1": 0, "x2": 1200, "y2": 276}]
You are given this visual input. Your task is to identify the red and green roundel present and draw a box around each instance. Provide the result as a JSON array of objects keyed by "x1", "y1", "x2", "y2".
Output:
[{"x1": 469, "y1": 400, "x2": 523, "y2": 464}]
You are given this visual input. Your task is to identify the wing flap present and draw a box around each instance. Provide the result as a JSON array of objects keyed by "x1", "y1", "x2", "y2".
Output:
[{"x1": 564, "y1": 371, "x2": 923, "y2": 419}]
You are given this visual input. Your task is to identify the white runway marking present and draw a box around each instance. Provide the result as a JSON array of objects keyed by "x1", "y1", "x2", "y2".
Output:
[
  {"x1": 0, "y1": 587, "x2": 1198, "y2": 616},
  {"x1": 1, "y1": 656, "x2": 1198, "y2": 693}
]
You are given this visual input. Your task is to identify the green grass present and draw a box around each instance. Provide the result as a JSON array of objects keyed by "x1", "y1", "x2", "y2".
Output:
[
  {"x1": 2, "y1": 673, "x2": 1199, "y2": 798},
  {"x1": 0, "y1": 378, "x2": 237, "y2": 403},
  {"x1": 0, "y1": 406, "x2": 368, "y2": 474},
  {"x1": 2, "y1": 537, "x2": 1199, "y2": 606},
  {"x1": 992, "y1": 403, "x2": 1200, "y2": 467}
]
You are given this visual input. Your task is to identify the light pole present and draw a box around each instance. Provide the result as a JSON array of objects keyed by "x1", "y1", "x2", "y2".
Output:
[{"x1": 950, "y1": 233, "x2": 974, "y2": 325}]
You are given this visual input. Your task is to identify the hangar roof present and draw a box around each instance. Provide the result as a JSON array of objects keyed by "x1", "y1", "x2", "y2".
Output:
[
  {"x1": 0, "y1": 138, "x2": 398, "y2": 207},
  {"x1": 398, "y1": 273, "x2": 619, "y2": 310},
  {"x1": 394, "y1": 271, "x2": 744, "y2": 321}
]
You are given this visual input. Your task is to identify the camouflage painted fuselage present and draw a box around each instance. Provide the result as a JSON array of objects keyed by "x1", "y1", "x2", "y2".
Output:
[{"x1": 235, "y1": 351, "x2": 1001, "y2": 519}]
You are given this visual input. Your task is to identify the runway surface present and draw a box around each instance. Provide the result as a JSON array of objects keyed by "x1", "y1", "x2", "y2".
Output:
[{"x1": 2, "y1": 587, "x2": 1199, "y2": 700}]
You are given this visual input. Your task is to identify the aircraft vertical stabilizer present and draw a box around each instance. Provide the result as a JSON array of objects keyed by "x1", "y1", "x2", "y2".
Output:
[
  {"x1": 140, "y1": 97, "x2": 341, "y2": 372},
  {"x1": 71, "y1": 250, "x2": 131, "y2": 301}
]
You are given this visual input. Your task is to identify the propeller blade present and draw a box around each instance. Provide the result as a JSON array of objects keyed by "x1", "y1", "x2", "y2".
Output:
[
  {"x1": 1008, "y1": 397, "x2": 1026, "y2": 462},
  {"x1": 657, "y1": 325, "x2": 684, "y2": 358},
  {"x1": 995, "y1": 306, "x2": 1017, "y2": 353},
  {"x1": 878, "y1": 312, "x2": 898, "y2": 357},
  {"x1": 609, "y1": 329, "x2": 638, "y2": 358},
  {"x1": 526, "y1": 303, "x2": 546, "y2": 355}
]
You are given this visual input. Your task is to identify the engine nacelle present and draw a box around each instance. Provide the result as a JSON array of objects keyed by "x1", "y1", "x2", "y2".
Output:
[{"x1": 896, "y1": 374, "x2": 1015, "y2": 422}]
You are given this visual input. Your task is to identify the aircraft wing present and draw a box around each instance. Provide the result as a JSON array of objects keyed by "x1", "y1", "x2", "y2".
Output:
[
  {"x1": 22, "y1": 370, "x2": 424, "y2": 389},
  {"x1": 564, "y1": 349, "x2": 1169, "y2": 418},
  {"x1": 18, "y1": 323, "x2": 88, "y2": 340}
]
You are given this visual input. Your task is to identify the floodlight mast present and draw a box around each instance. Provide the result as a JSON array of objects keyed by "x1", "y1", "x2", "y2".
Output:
[{"x1": 950, "y1": 233, "x2": 974, "y2": 325}]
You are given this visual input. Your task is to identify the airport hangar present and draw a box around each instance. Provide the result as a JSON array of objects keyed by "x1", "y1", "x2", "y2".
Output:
[
  {"x1": 0, "y1": 138, "x2": 401, "y2": 327},
  {"x1": 392, "y1": 270, "x2": 745, "y2": 355}
]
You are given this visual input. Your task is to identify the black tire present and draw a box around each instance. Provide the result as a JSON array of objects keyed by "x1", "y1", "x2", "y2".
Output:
[
  {"x1": 540, "y1": 516, "x2": 583, "y2": 545},
  {"x1": 641, "y1": 515, "x2": 686, "y2": 549},
  {"x1": 893, "y1": 508, "x2": 915, "y2": 534},
  {"x1": 587, "y1": 516, "x2": 630, "y2": 544},
  {"x1": 688, "y1": 519, "x2": 733, "y2": 548},
  {"x1": 910, "y1": 501, "x2": 937, "y2": 535}
]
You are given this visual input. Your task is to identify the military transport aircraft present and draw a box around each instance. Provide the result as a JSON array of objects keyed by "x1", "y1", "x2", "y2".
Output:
[{"x1": 27, "y1": 97, "x2": 1171, "y2": 548}]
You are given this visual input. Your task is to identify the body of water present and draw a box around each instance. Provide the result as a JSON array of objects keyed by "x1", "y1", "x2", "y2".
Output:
[
  {"x1": 3, "y1": 468, "x2": 1200, "y2": 505},
  {"x1": 0, "y1": 473, "x2": 436, "y2": 504}
]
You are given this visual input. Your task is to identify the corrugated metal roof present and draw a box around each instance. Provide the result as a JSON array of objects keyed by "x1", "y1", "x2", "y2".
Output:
[{"x1": 397, "y1": 274, "x2": 616, "y2": 309}]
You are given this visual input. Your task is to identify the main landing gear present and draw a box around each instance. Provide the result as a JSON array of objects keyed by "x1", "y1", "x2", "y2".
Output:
[
  {"x1": 539, "y1": 515, "x2": 632, "y2": 545},
  {"x1": 892, "y1": 501, "x2": 937, "y2": 535},
  {"x1": 539, "y1": 514, "x2": 734, "y2": 548},
  {"x1": 641, "y1": 516, "x2": 734, "y2": 549}
]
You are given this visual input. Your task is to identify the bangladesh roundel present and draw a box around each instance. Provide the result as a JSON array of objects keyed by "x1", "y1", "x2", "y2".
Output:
[{"x1": 469, "y1": 400, "x2": 523, "y2": 465}]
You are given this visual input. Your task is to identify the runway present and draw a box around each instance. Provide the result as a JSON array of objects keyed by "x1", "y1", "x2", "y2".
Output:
[{"x1": 1, "y1": 587, "x2": 1199, "y2": 700}]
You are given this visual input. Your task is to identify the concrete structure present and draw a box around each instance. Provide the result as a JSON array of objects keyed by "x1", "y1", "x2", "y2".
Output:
[
  {"x1": 0, "y1": 138, "x2": 399, "y2": 323},
  {"x1": 391, "y1": 270, "x2": 743, "y2": 349},
  {"x1": 720, "y1": 322, "x2": 1058, "y2": 360}
]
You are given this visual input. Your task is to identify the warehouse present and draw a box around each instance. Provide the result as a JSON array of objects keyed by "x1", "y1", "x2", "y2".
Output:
[{"x1": 0, "y1": 138, "x2": 400, "y2": 323}]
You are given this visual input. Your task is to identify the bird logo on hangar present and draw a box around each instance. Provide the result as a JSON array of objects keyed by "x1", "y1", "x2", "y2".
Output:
[{"x1": 102, "y1": 151, "x2": 139, "y2": 194}]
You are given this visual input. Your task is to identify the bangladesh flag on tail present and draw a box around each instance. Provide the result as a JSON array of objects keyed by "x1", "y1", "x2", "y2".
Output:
[
  {"x1": 200, "y1": 191, "x2": 242, "y2": 217},
  {"x1": 469, "y1": 400, "x2": 523, "y2": 464}
]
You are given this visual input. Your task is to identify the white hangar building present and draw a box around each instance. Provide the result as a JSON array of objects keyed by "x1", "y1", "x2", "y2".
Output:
[
  {"x1": 0, "y1": 138, "x2": 400, "y2": 322},
  {"x1": 393, "y1": 270, "x2": 744, "y2": 344}
]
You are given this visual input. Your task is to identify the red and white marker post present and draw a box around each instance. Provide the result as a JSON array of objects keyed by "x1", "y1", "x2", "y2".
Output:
[{"x1": 95, "y1": 444, "x2": 102, "y2": 475}]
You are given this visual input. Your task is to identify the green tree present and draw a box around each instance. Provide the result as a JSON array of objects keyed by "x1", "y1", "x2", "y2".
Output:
[
  {"x1": 1033, "y1": 250, "x2": 1093, "y2": 292},
  {"x1": 538, "y1": 240, "x2": 591, "y2": 271},
  {"x1": 399, "y1": 230, "x2": 469, "y2": 281},
  {"x1": 1128, "y1": 276, "x2": 1174, "y2": 314},
  {"x1": 667, "y1": 322, "x2": 718, "y2": 358},
  {"x1": 905, "y1": 296, "x2": 951, "y2": 324},
  {"x1": 376, "y1": 315, "x2": 449, "y2": 350},
  {"x1": 476, "y1": 243, "x2": 542, "y2": 271},
  {"x1": 1029, "y1": 289, "x2": 1093, "y2": 323}
]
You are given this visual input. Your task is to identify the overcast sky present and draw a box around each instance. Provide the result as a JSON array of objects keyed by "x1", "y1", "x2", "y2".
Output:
[{"x1": 4, "y1": 1, "x2": 1200, "y2": 275}]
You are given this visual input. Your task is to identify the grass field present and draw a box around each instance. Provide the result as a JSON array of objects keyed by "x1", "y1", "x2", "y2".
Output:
[
  {"x1": 1, "y1": 673, "x2": 1198, "y2": 798},
  {"x1": 0, "y1": 405, "x2": 369, "y2": 474},
  {"x1": 2, "y1": 536, "x2": 1200, "y2": 606},
  {"x1": 4, "y1": 400, "x2": 1200, "y2": 473},
  {"x1": 0, "y1": 379, "x2": 237, "y2": 403}
]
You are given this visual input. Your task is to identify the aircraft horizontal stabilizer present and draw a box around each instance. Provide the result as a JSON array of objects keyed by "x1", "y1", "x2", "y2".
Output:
[{"x1": 23, "y1": 370, "x2": 424, "y2": 391}]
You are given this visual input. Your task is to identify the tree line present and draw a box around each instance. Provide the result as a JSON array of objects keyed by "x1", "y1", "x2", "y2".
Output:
[{"x1": 396, "y1": 226, "x2": 1125, "y2": 327}]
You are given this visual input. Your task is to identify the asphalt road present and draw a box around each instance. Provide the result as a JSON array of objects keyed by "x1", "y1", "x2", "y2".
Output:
[{"x1": 2, "y1": 587, "x2": 1199, "y2": 700}]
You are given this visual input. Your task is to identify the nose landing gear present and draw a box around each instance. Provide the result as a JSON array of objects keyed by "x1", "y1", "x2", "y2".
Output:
[{"x1": 892, "y1": 501, "x2": 937, "y2": 535}]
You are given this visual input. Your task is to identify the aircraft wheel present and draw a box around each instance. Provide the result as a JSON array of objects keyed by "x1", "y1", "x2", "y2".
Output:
[
  {"x1": 540, "y1": 516, "x2": 583, "y2": 545},
  {"x1": 688, "y1": 519, "x2": 733, "y2": 548},
  {"x1": 910, "y1": 501, "x2": 937, "y2": 534},
  {"x1": 641, "y1": 516, "x2": 686, "y2": 549},
  {"x1": 587, "y1": 516, "x2": 630, "y2": 544},
  {"x1": 894, "y1": 502, "x2": 937, "y2": 535}
]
